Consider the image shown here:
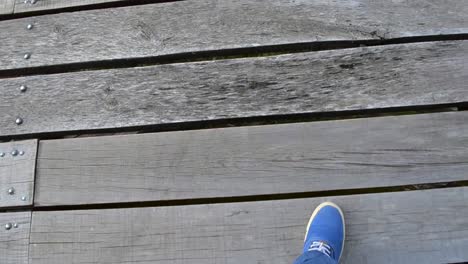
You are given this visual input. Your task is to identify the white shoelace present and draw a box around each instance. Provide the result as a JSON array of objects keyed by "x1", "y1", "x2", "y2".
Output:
[{"x1": 308, "y1": 241, "x2": 333, "y2": 258}]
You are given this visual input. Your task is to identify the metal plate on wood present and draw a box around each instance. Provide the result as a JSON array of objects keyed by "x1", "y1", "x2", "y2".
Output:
[
  {"x1": 0, "y1": 211, "x2": 30, "y2": 264},
  {"x1": 0, "y1": 140, "x2": 37, "y2": 207}
]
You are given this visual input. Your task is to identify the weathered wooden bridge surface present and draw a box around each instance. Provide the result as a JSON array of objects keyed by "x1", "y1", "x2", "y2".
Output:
[{"x1": 0, "y1": 0, "x2": 467, "y2": 263}]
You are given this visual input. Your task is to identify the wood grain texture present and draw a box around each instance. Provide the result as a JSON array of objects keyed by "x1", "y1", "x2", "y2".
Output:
[
  {"x1": 2, "y1": 41, "x2": 468, "y2": 137},
  {"x1": 35, "y1": 111, "x2": 468, "y2": 206},
  {"x1": 0, "y1": 140, "x2": 37, "y2": 207},
  {"x1": 14, "y1": 0, "x2": 127, "y2": 13},
  {"x1": 0, "y1": 212, "x2": 31, "y2": 264},
  {"x1": 0, "y1": 0, "x2": 14, "y2": 15},
  {"x1": 1, "y1": 0, "x2": 467, "y2": 70},
  {"x1": 29, "y1": 187, "x2": 468, "y2": 264}
]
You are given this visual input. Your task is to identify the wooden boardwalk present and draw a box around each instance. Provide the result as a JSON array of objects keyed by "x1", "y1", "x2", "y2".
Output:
[{"x1": 0, "y1": 0, "x2": 467, "y2": 263}]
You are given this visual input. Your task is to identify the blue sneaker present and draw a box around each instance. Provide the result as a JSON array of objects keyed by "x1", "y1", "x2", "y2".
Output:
[{"x1": 303, "y1": 202, "x2": 345, "y2": 262}]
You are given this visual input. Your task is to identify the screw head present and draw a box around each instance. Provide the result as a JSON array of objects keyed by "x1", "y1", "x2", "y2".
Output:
[
  {"x1": 21, "y1": 196, "x2": 27, "y2": 201},
  {"x1": 15, "y1": 118, "x2": 23, "y2": 125},
  {"x1": 0, "y1": 152, "x2": 4, "y2": 157},
  {"x1": 13, "y1": 223, "x2": 19, "y2": 228},
  {"x1": 11, "y1": 150, "x2": 18, "y2": 156},
  {"x1": 5, "y1": 223, "x2": 12, "y2": 230},
  {"x1": 19, "y1": 150, "x2": 25, "y2": 156},
  {"x1": 27, "y1": 24, "x2": 33, "y2": 30},
  {"x1": 31, "y1": 0, "x2": 37, "y2": 3},
  {"x1": 20, "y1": 85, "x2": 27, "y2": 92},
  {"x1": 24, "y1": 53, "x2": 31, "y2": 60},
  {"x1": 7, "y1": 187, "x2": 15, "y2": 195}
]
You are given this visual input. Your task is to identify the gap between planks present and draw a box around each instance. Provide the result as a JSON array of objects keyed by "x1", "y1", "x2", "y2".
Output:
[
  {"x1": 32, "y1": 111, "x2": 468, "y2": 207},
  {"x1": 29, "y1": 180, "x2": 468, "y2": 212},
  {"x1": 0, "y1": 102, "x2": 464, "y2": 143},
  {"x1": 0, "y1": 40, "x2": 467, "y2": 139},
  {"x1": 0, "y1": 34, "x2": 467, "y2": 79},
  {"x1": 0, "y1": 0, "x2": 182, "y2": 19},
  {"x1": 27, "y1": 187, "x2": 468, "y2": 264},
  {"x1": 1, "y1": 174, "x2": 468, "y2": 213},
  {"x1": 0, "y1": 0, "x2": 466, "y2": 72}
]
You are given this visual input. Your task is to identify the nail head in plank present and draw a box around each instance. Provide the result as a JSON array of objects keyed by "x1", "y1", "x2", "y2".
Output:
[
  {"x1": 35, "y1": 111, "x2": 468, "y2": 206},
  {"x1": 1, "y1": 0, "x2": 467, "y2": 70},
  {"x1": 0, "y1": 140, "x2": 37, "y2": 207},
  {"x1": 29, "y1": 187, "x2": 468, "y2": 264},
  {"x1": 0, "y1": 211, "x2": 31, "y2": 264},
  {"x1": 1, "y1": 41, "x2": 468, "y2": 137}
]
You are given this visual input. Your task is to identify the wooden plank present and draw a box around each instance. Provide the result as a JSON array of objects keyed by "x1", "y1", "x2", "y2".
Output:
[
  {"x1": 0, "y1": 212, "x2": 31, "y2": 264},
  {"x1": 0, "y1": 0, "x2": 15, "y2": 15},
  {"x1": 35, "y1": 111, "x2": 468, "y2": 206},
  {"x1": 14, "y1": 0, "x2": 127, "y2": 13},
  {"x1": 2, "y1": 41, "x2": 468, "y2": 137},
  {"x1": 1, "y1": 0, "x2": 467, "y2": 70},
  {"x1": 0, "y1": 140, "x2": 37, "y2": 207},
  {"x1": 29, "y1": 187, "x2": 468, "y2": 264}
]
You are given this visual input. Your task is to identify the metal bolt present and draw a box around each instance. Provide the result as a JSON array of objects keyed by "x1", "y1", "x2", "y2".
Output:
[
  {"x1": 5, "y1": 223, "x2": 12, "y2": 230},
  {"x1": 31, "y1": 0, "x2": 37, "y2": 4},
  {"x1": 27, "y1": 24, "x2": 33, "y2": 30},
  {"x1": 13, "y1": 223, "x2": 19, "y2": 228},
  {"x1": 11, "y1": 150, "x2": 18, "y2": 156},
  {"x1": 0, "y1": 152, "x2": 4, "y2": 157},
  {"x1": 19, "y1": 150, "x2": 25, "y2": 156},
  {"x1": 20, "y1": 85, "x2": 27, "y2": 92},
  {"x1": 8, "y1": 188, "x2": 15, "y2": 195},
  {"x1": 15, "y1": 117, "x2": 23, "y2": 125},
  {"x1": 21, "y1": 196, "x2": 27, "y2": 201},
  {"x1": 24, "y1": 53, "x2": 30, "y2": 60}
]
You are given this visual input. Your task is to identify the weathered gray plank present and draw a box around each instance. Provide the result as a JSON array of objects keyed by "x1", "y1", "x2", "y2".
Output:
[
  {"x1": 0, "y1": 212, "x2": 31, "y2": 264},
  {"x1": 2, "y1": 41, "x2": 468, "y2": 137},
  {"x1": 29, "y1": 187, "x2": 468, "y2": 264},
  {"x1": 14, "y1": 0, "x2": 127, "y2": 13},
  {"x1": 35, "y1": 111, "x2": 468, "y2": 206},
  {"x1": 1, "y1": 0, "x2": 467, "y2": 70},
  {"x1": 0, "y1": 140, "x2": 37, "y2": 207},
  {"x1": 0, "y1": 0, "x2": 15, "y2": 15}
]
